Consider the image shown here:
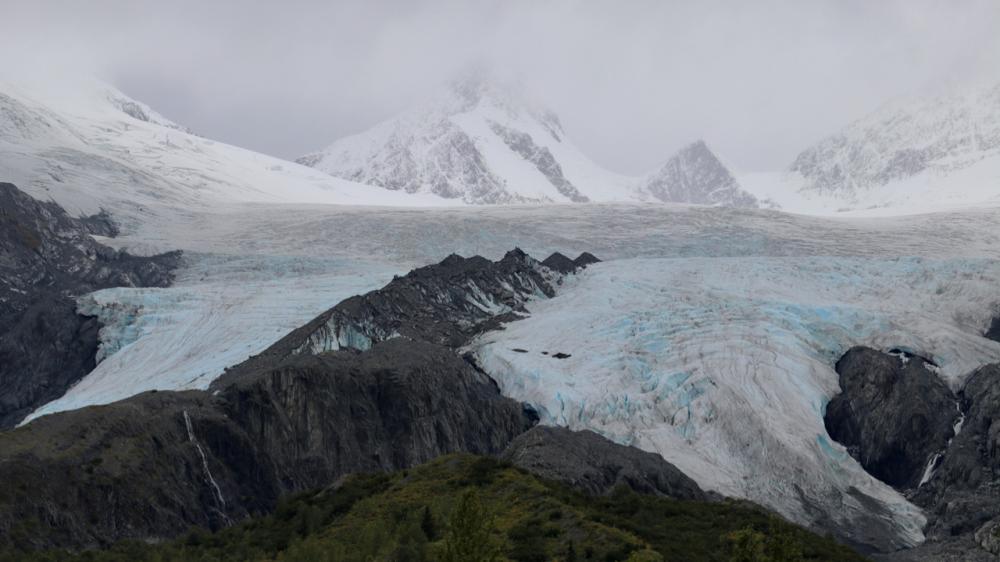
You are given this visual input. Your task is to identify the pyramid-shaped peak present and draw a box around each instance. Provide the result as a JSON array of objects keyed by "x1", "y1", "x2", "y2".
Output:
[{"x1": 640, "y1": 140, "x2": 759, "y2": 208}]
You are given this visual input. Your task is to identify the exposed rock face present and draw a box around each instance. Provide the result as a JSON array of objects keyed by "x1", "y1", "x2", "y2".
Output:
[
  {"x1": 639, "y1": 140, "x2": 760, "y2": 208},
  {"x1": 540, "y1": 251, "x2": 601, "y2": 274},
  {"x1": 828, "y1": 350, "x2": 1000, "y2": 560},
  {"x1": 502, "y1": 426, "x2": 705, "y2": 501},
  {"x1": 217, "y1": 340, "x2": 536, "y2": 491},
  {"x1": 0, "y1": 391, "x2": 265, "y2": 549},
  {"x1": 0, "y1": 339, "x2": 536, "y2": 549},
  {"x1": 488, "y1": 121, "x2": 590, "y2": 202},
  {"x1": 0, "y1": 182, "x2": 180, "y2": 428},
  {"x1": 985, "y1": 316, "x2": 1000, "y2": 343},
  {"x1": 219, "y1": 248, "x2": 574, "y2": 380},
  {"x1": 910, "y1": 363, "x2": 1000, "y2": 541},
  {"x1": 974, "y1": 518, "x2": 1000, "y2": 557},
  {"x1": 824, "y1": 347, "x2": 958, "y2": 489}
]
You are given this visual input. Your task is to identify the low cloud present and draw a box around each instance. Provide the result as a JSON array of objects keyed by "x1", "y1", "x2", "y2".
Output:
[{"x1": 3, "y1": 0, "x2": 998, "y2": 173}]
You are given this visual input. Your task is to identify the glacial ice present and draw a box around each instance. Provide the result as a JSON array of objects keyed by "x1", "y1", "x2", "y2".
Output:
[{"x1": 473, "y1": 257, "x2": 1000, "y2": 548}]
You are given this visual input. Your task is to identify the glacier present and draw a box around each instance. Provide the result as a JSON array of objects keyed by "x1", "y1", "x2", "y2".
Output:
[
  {"x1": 472, "y1": 257, "x2": 1000, "y2": 549},
  {"x1": 5, "y1": 74, "x2": 1000, "y2": 551}
]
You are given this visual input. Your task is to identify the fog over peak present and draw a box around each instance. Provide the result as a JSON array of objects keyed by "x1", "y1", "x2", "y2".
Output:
[{"x1": 3, "y1": 0, "x2": 999, "y2": 174}]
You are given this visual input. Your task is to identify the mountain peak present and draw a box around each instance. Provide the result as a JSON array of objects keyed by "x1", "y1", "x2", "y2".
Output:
[
  {"x1": 296, "y1": 71, "x2": 629, "y2": 204},
  {"x1": 640, "y1": 140, "x2": 760, "y2": 208}
]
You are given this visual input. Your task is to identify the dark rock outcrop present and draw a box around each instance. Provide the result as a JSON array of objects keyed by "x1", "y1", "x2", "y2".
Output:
[
  {"x1": 219, "y1": 248, "x2": 596, "y2": 383},
  {"x1": 488, "y1": 121, "x2": 590, "y2": 203},
  {"x1": 0, "y1": 339, "x2": 535, "y2": 549},
  {"x1": 985, "y1": 316, "x2": 1000, "y2": 343},
  {"x1": 824, "y1": 347, "x2": 958, "y2": 489},
  {"x1": 541, "y1": 251, "x2": 602, "y2": 274},
  {"x1": 502, "y1": 425, "x2": 706, "y2": 501},
  {"x1": 573, "y1": 251, "x2": 601, "y2": 268},
  {"x1": 0, "y1": 182, "x2": 180, "y2": 428},
  {"x1": 217, "y1": 339, "x2": 535, "y2": 491},
  {"x1": 540, "y1": 251, "x2": 578, "y2": 273},
  {"x1": 909, "y1": 363, "x2": 1000, "y2": 541}
]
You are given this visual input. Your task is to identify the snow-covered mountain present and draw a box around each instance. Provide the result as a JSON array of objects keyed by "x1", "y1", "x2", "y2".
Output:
[
  {"x1": 298, "y1": 71, "x2": 761, "y2": 207},
  {"x1": 750, "y1": 82, "x2": 1000, "y2": 215},
  {"x1": 0, "y1": 78, "x2": 452, "y2": 230},
  {"x1": 297, "y1": 71, "x2": 630, "y2": 204}
]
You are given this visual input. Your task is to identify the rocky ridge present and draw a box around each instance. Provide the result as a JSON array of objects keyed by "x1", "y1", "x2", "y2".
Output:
[{"x1": 0, "y1": 182, "x2": 181, "y2": 428}]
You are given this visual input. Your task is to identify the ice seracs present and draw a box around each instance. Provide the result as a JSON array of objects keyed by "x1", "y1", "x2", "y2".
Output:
[{"x1": 472, "y1": 257, "x2": 1000, "y2": 551}]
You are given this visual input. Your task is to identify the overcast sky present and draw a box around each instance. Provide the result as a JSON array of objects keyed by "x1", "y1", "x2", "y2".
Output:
[{"x1": 4, "y1": 0, "x2": 1000, "y2": 173}]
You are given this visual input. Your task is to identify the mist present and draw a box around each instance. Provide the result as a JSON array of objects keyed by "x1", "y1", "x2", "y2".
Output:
[{"x1": 3, "y1": 0, "x2": 999, "y2": 174}]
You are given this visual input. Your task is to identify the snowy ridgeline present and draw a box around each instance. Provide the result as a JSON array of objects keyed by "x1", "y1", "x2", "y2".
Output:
[
  {"x1": 473, "y1": 257, "x2": 1000, "y2": 548},
  {"x1": 0, "y1": 78, "x2": 455, "y2": 231}
]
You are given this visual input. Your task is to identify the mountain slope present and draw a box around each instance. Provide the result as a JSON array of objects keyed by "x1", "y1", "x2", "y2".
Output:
[
  {"x1": 639, "y1": 140, "x2": 761, "y2": 207},
  {"x1": 781, "y1": 82, "x2": 1000, "y2": 214},
  {"x1": 298, "y1": 72, "x2": 760, "y2": 207},
  {"x1": 297, "y1": 72, "x2": 635, "y2": 204},
  {"x1": 2, "y1": 455, "x2": 867, "y2": 562},
  {"x1": 0, "y1": 78, "x2": 452, "y2": 230}
]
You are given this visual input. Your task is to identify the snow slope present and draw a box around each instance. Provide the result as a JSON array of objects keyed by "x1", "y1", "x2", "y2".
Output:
[
  {"x1": 298, "y1": 71, "x2": 760, "y2": 207},
  {"x1": 0, "y1": 77, "x2": 454, "y2": 230},
  {"x1": 473, "y1": 257, "x2": 1000, "y2": 550},
  {"x1": 741, "y1": 82, "x2": 1000, "y2": 216}
]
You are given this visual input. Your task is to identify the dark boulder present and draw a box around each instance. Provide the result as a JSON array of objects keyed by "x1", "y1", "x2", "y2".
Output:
[
  {"x1": 823, "y1": 347, "x2": 957, "y2": 489},
  {"x1": 502, "y1": 425, "x2": 705, "y2": 500}
]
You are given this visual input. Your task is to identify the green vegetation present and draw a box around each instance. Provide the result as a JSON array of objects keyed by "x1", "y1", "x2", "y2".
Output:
[{"x1": 0, "y1": 454, "x2": 868, "y2": 562}]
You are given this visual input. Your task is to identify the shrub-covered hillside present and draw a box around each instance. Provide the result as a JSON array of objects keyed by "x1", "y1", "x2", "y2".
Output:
[{"x1": 1, "y1": 454, "x2": 868, "y2": 562}]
